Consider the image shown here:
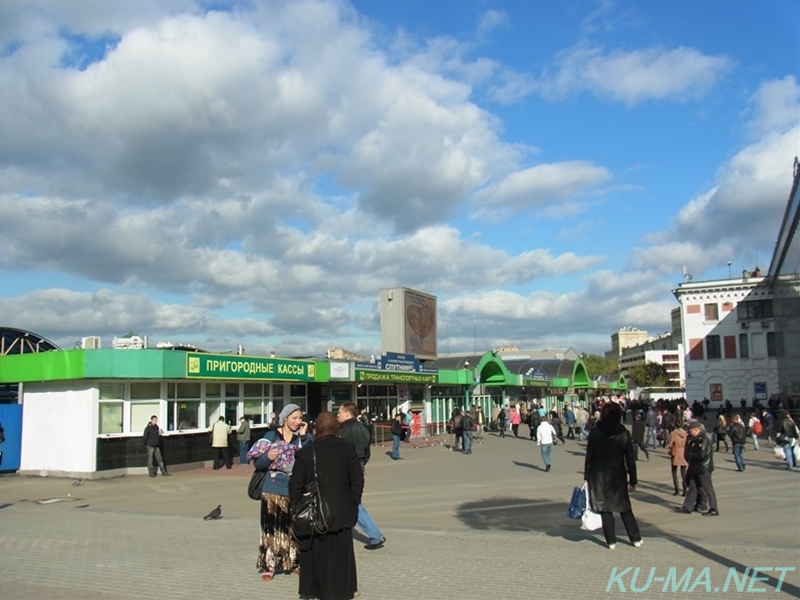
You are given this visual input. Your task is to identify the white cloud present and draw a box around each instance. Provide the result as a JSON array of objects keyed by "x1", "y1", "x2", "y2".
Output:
[
  {"x1": 537, "y1": 44, "x2": 734, "y2": 105},
  {"x1": 472, "y1": 161, "x2": 612, "y2": 220},
  {"x1": 477, "y1": 10, "x2": 509, "y2": 36},
  {"x1": 633, "y1": 77, "x2": 799, "y2": 276}
]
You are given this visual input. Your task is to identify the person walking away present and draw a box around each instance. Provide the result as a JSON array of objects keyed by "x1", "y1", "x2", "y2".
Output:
[
  {"x1": 776, "y1": 411, "x2": 799, "y2": 469},
  {"x1": 475, "y1": 406, "x2": 485, "y2": 442},
  {"x1": 237, "y1": 416, "x2": 251, "y2": 466},
  {"x1": 667, "y1": 415, "x2": 688, "y2": 496},
  {"x1": 210, "y1": 416, "x2": 232, "y2": 470},
  {"x1": 584, "y1": 401, "x2": 642, "y2": 550},
  {"x1": 714, "y1": 415, "x2": 729, "y2": 452},
  {"x1": 747, "y1": 412, "x2": 762, "y2": 450},
  {"x1": 536, "y1": 416, "x2": 557, "y2": 472},
  {"x1": 728, "y1": 414, "x2": 747, "y2": 472},
  {"x1": 677, "y1": 420, "x2": 719, "y2": 516},
  {"x1": 575, "y1": 405, "x2": 589, "y2": 440},
  {"x1": 336, "y1": 402, "x2": 386, "y2": 551},
  {"x1": 509, "y1": 406, "x2": 521, "y2": 437},
  {"x1": 461, "y1": 410, "x2": 475, "y2": 454},
  {"x1": 142, "y1": 416, "x2": 171, "y2": 477},
  {"x1": 630, "y1": 414, "x2": 650, "y2": 461},
  {"x1": 450, "y1": 409, "x2": 463, "y2": 451},
  {"x1": 550, "y1": 411, "x2": 565, "y2": 444},
  {"x1": 644, "y1": 406, "x2": 658, "y2": 449},
  {"x1": 564, "y1": 405, "x2": 576, "y2": 439},
  {"x1": 528, "y1": 408, "x2": 541, "y2": 441},
  {"x1": 763, "y1": 409, "x2": 776, "y2": 447},
  {"x1": 390, "y1": 414, "x2": 403, "y2": 460},
  {"x1": 289, "y1": 412, "x2": 363, "y2": 600},
  {"x1": 498, "y1": 407, "x2": 507, "y2": 438}
]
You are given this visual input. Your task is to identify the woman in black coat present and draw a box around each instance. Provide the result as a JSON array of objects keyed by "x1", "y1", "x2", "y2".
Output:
[
  {"x1": 584, "y1": 401, "x2": 642, "y2": 550},
  {"x1": 289, "y1": 412, "x2": 364, "y2": 600}
]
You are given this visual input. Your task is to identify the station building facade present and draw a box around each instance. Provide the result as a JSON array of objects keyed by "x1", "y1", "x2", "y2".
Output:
[{"x1": 0, "y1": 347, "x2": 613, "y2": 478}]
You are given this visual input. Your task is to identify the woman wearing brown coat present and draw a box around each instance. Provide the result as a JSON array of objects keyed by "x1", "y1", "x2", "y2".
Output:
[{"x1": 667, "y1": 415, "x2": 689, "y2": 496}]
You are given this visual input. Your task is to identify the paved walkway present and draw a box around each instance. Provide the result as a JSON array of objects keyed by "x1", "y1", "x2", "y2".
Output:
[{"x1": 1, "y1": 431, "x2": 798, "y2": 599}]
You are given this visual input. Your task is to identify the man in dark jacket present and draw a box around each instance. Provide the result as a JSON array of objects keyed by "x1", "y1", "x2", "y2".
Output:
[
  {"x1": 337, "y1": 403, "x2": 386, "y2": 550},
  {"x1": 678, "y1": 421, "x2": 718, "y2": 515},
  {"x1": 630, "y1": 414, "x2": 650, "y2": 461},
  {"x1": 142, "y1": 416, "x2": 170, "y2": 477},
  {"x1": 728, "y1": 414, "x2": 747, "y2": 472}
]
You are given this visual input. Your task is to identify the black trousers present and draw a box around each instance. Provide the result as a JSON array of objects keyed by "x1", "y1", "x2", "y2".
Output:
[
  {"x1": 600, "y1": 510, "x2": 641, "y2": 545},
  {"x1": 683, "y1": 472, "x2": 717, "y2": 511},
  {"x1": 213, "y1": 447, "x2": 231, "y2": 470},
  {"x1": 671, "y1": 465, "x2": 687, "y2": 493}
]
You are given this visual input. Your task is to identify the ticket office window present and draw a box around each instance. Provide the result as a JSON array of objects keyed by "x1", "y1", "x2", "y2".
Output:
[
  {"x1": 99, "y1": 383, "x2": 124, "y2": 434},
  {"x1": 130, "y1": 382, "x2": 163, "y2": 434},
  {"x1": 244, "y1": 383, "x2": 265, "y2": 425}
]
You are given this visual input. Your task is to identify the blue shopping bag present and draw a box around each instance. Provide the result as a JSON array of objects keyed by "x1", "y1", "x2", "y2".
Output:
[{"x1": 568, "y1": 484, "x2": 586, "y2": 519}]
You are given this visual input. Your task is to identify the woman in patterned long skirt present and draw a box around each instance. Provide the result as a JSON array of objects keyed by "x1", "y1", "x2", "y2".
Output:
[{"x1": 252, "y1": 404, "x2": 310, "y2": 581}]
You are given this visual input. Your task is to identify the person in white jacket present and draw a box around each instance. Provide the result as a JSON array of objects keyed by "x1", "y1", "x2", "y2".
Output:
[{"x1": 536, "y1": 417, "x2": 558, "y2": 472}]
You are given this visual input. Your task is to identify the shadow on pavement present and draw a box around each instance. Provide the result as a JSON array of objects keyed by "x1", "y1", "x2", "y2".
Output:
[
  {"x1": 511, "y1": 461, "x2": 541, "y2": 471},
  {"x1": 455, "y1": 497, "x2": 572, "y2": 533}
]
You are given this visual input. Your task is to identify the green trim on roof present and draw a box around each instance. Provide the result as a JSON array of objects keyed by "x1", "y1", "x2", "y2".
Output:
[
  {"x1": 571, "y1": 360, "x2": 591, "y2": 388},
  {"x1": 476, "y1": 352, "x2": 518, "y2": 387},
  {"x1": 0, "y1": 350, "x2": 85, "y2": 382}
]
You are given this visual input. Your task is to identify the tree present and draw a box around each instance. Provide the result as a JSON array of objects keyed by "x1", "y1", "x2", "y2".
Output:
[
  {"x1": 580, "y1": 353, "x2": 619, "y2": 377},
  {"x1": 627, "y1": 362, "x2": 671, "y2": 388}
]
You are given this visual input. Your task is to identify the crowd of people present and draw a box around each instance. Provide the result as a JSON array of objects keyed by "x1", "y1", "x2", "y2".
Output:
[{"x1": 231, "y1": 393, "x2": 798, "y2": 598}]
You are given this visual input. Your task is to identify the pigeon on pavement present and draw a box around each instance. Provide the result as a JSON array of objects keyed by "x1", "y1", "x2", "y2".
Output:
[{"x1": 204, "y1": 505, "x2": 222, "y2": 520}]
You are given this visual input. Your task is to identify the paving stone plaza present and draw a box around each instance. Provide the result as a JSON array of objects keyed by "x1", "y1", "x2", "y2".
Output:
[{"x1": 0, "y1": 430, "x2": 798, "y2": 600}]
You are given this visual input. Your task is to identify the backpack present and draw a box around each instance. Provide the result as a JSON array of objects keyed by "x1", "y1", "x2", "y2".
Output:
[
  {"x1": 461, "y1": 413, "x2": 474, "y2": 431},
  {"x1": 752, "y1": 418, "x2": 763, "y2": 435}
]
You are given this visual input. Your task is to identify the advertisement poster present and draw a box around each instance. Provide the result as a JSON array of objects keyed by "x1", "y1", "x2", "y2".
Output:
[{"x1": 404, "y1": 289, "x2": 437, "y2": 358}]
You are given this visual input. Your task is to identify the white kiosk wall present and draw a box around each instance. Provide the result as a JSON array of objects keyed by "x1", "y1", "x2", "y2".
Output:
[{"x1": 20, "y1": 382, "x2": 96, "y2": 476}]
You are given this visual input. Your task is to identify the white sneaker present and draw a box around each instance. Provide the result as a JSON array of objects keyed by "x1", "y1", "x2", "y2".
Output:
[
  {"x1": 607, "y1": 543, "x2": 616, "y2": 550},
  {"x1": 632, "y1": 540, "x2": 643, "y2": 548}
]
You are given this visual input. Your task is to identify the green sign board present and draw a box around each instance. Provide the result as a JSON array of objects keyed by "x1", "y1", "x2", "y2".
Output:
[
  {"x1": 187, "y1": 353, "x2": 314, "y2": 381},
  {"x1": 356, "y1": 369, "x2": 437, "y2": 384},
  {"x1": 523, "y1": 379, "x2": 551, "y2": 388}
]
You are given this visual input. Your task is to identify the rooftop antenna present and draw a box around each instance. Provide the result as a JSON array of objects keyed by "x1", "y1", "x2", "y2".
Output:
[{"x1": 682, "y1": 264, "x2": 692, "y2": 282}]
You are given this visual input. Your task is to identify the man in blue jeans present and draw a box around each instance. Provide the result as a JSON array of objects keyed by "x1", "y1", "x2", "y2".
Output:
[{"x1": 337, "y1": 403, "x2": 387, "y2": 550}]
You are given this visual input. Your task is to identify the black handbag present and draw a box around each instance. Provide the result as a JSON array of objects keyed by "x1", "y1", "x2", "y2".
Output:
[
  {"x1": 247, "y1": 469, "x2": 266, "y2": 500},
  {"x1": 291, "y1": 444, "x2": 333, "y2": 540}
]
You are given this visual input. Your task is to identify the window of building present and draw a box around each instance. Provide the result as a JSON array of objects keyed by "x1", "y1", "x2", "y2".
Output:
[
  {"x1": 131, "y1": 382, "x2": 161, "y2": 400},
  {"x1": 750, "y1": 332, "x2": 765, "y2": 356},
  {"x1": 131, "y1": 402, "x2": 160, "y2": 433},
  {"x1": 704, "y1": 303, "x2": 719, "y2": 321},
  {"x1": 739, "y1": 334, "x2": 749, "y2": 358},
  {"x1": 767, "y1": 331, "x2": 784, "y2": 357},
  {"x1": 723, "y1": 335, "x2": 737, "y2": 359},
  {"x1": 244, "y1": 383, "x2": 264, "y2": 425},
  {"x1": 737, "y1": 299, "x2": 773, "y2": 319},
  {"x1": 99, "y1": 382, "x2": 124, "y2": 400},
  {"x1": 706, "y1": 335, "x2": 721, "y2": 359},
  {"x1": 98, "y1": 402, "x2": 123, "y2": 434},
  {"x1": 688, "y1": 338, "x2": 704, "y2": 360}
]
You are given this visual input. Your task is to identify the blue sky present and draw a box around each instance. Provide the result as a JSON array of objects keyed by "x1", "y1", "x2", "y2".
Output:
[{"x1": 0, "y1": 0, "x2": 797, "y2": 357}]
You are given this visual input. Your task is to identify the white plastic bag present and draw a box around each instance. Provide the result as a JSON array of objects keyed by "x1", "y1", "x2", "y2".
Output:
[
  {"x1": 793, "y1": 444, "x2": 800, "y2": 463},
  {"x1": 580, "y1": 485, "x2": 602, "y2": 531},
  {"x1": 581, "y1": 508, "x2": 602, "y2": 531},
  {"x1": 774, "y1": 446, "x2": 785, "y2": 460}
]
